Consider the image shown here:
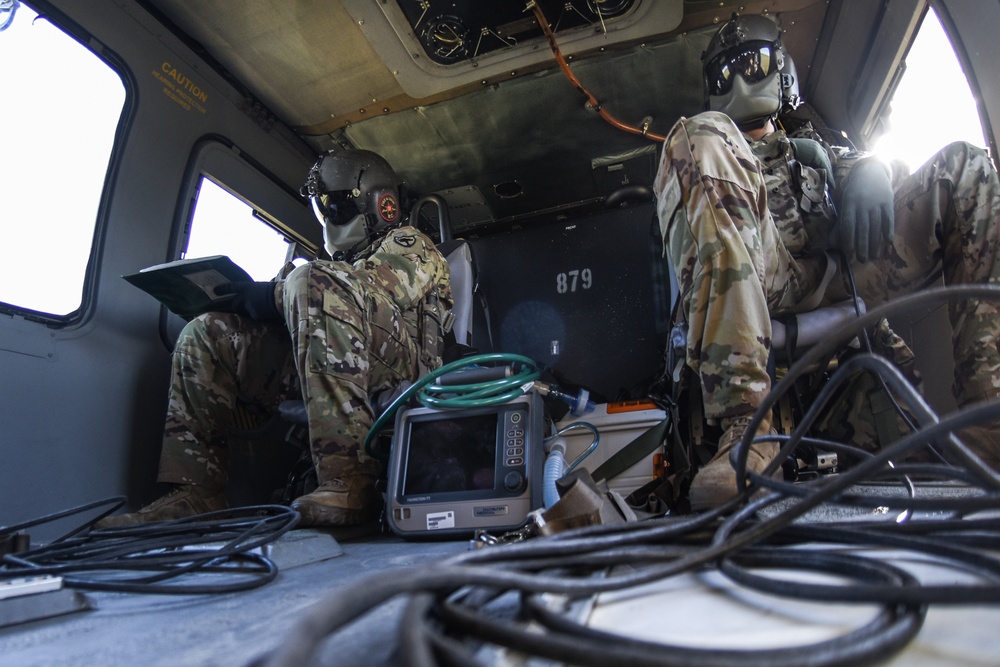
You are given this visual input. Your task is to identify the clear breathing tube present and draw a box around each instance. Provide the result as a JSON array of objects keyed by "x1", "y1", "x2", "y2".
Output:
[{"x1": 542, "y1": 422, "x2": 600, "y2": 508}]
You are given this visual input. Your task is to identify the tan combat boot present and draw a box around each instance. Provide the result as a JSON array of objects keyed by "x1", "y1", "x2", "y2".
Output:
[
  {"x1": 954, "y1": 423, "x2": 1000, "y2": 471},
  {"x1": 94, "y1": 485, "x2": 228, "y2": 529},
  {"x1": 290, "y1": 475, "x2": 380, "y2": 527},
  {"x1": 689, "y1": 414, "x2": 779, "y2": 511},
  {"x1": 952, "y1": 390, "x2": 1000, "y2": 471}
]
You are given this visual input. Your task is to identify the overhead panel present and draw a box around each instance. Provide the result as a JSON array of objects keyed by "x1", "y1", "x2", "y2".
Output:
[
  {"x1": 393, "y1": 0, "x2": 638, "y2": 65},
  {"x1": 341, "y1": 0, "x2": 684, "y2": 99}
]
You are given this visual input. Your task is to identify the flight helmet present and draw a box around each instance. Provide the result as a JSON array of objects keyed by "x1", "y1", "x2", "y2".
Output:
[
  {"x1": 301, "y1": 149, "x2": 404, "y2": 258},
  {"x1": 702, "y1": 14, "x2": 801, "y2": 128}
]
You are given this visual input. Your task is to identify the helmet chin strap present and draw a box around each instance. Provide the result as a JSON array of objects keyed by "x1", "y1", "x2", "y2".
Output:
[{"x1": 736, "y1": 115, "x2": 774, "y2": 132}]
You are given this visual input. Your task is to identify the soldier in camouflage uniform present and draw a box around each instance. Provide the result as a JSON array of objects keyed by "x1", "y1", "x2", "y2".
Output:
[
  {"x1": 99, "y1": 150, "x2": 452, "y2": 527},
  {"x1": 654, "y1": 15, "x2": 1000, "y2": 509}
]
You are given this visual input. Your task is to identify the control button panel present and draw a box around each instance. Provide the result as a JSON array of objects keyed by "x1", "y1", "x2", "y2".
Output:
[{"x1": 500, "y1": 406, "x2": 530, "y2": 495}]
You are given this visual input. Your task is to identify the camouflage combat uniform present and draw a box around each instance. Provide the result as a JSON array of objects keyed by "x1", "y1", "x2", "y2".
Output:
[
  {"x1": 653, "y1": 110, "x2": 1000, "y2": 428},
  {"x1": 157, "y1": 225, "x2": 452, "y2": 489}
]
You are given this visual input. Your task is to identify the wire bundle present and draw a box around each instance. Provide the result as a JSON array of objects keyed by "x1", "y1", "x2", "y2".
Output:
[
  {"x1": 1, "y1": 499, "x2": 299, "y2": 594},
  {"x1": 251, "y1": 285, "x2": 1000, "y2": 667}
]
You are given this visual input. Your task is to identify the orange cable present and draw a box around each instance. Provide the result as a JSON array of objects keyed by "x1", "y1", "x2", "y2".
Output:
[{"x1": 531, "y1": 2, "x2": 666, "y2": 143}]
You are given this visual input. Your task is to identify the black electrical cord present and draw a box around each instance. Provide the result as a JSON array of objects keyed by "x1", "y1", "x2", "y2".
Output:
[
  {"x1": 516, "y1": 552, "x2": 926, "y2": 667},
  {"x1": 400, "y1": 592, "x2": 489, "y2": 667},
  {"x1": 744, "y1": 351, "x2": 1000, "y2": 503},
  {"x1": 429, "y1": 559, "x2": 926, "y2": 667},
  {"x1": 748, "y1": 393, "x2": 1000, "y2": 510},
  {"x1": 775, "y1": 524, "x2": 1000, "y2": 589},
  {"x1": 398, "y1": 592, "x2": 441, "y2": 667},
  {"x1": 249, "y1": 508, "x2": 979, "y2": 667},
  {"x1": 248, "y1": 505, "x2": 926, "y2": 667},
  {"x1": 1, "y1": 501, "x2": 299, "y2": 594},
  {"x1": 710, "y1": 403, "x2": 1000, "y2": 574},
  {"x1": 732, "y1": 283, "x2": 1000, "y2": 490},
  {"x1": 1, "y1": 496, "x2": 126, "y2": 544},
  {"x1": 839, "y1": 255, "x2": 949, "y2": 470}
]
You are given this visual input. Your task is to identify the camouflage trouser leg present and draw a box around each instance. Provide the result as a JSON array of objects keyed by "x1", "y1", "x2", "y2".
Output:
[
  {"x1": 158, "y1": 313, "x2": 298, "y2": 488},
  {"x1": 653, "y1": 111, "x2": 826, "y2": 421},
  {"x1": 844, "y1": 141, "x2": 1000, "y2": 406},
  {"x1": 282, "y1": 261, "x2": 418, "y2": 481}
]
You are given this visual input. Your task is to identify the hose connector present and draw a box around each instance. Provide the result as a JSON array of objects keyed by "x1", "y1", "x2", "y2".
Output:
[{"x1": 533, "y1": 381, "x2": 595, "y2": 416}]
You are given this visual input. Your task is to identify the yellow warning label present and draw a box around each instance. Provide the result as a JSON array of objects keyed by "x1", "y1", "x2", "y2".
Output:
[{"x1": 153, "y1": 62, "x2": 208, "y2": 114}]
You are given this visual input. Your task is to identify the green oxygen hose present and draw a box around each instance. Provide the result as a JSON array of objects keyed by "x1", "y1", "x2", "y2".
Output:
[{"x1": 363, "y1": 352, "x2": 541, "y2": 460}]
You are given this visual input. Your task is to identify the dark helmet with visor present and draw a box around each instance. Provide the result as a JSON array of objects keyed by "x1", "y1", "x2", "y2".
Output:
[
  {"x1": 702, "y1": 14, "x2": 801, "y2": 128},
  {"x1": 301, "y1": 149, "x2": 404, "y2": 258}
]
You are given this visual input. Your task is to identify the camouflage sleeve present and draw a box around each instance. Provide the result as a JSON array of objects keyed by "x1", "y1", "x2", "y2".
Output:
[
  {"x1": 831, "y1": 148, "x2": 869, "y2": 200},
  {"x1": 357, "y1": 226, "x2": 452, "y2": 312},
  {"x1": 831, "y1": 151, "x2": 907, "y2": 214},
  {"x1": 786, "y1": 120, "x2": 839, "y2": 178}
]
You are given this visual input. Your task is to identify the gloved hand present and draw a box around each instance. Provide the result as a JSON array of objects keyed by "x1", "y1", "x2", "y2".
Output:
[
  {"x1": 216, "y1": 281, "x2": 282, "y2": 321},
  {"x1": 836, "y1": 158, "x2": 894, "y2": 263},
  {"x1": 788, "y1": 137, "x2": 835, "y2": 190}
]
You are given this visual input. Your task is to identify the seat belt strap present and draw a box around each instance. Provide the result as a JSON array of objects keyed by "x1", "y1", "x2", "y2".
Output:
[
  {"x1": 795, "y1": 250, "x2": 838, "y2": 312},
  {"x1": 590, "y1": 417, "x2": 670, "y2": 482}
]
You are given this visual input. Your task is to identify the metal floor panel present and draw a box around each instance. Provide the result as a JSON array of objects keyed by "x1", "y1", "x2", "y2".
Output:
[
  {"x1": 0, "y1": 528, "x2": 466, "y2": 667},
  {"x1": 2, "y1": 485, "x2": 999, "y2": 667}
]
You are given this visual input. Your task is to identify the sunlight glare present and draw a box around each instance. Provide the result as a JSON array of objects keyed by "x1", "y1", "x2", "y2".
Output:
[{"x1": 873, "y1": 8, "x2": 987, "y2": 173}]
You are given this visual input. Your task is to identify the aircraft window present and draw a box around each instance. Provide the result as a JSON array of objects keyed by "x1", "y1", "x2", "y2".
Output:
[
  {"x1": 0, "y1": 3, "x2": 126, "y2": 317},
  {"x1": 873, "y1": 7, "x2": 987, "y2": 173},
  {"x1": 185, "y1": 177, "x2": 297, "y2": 281}
]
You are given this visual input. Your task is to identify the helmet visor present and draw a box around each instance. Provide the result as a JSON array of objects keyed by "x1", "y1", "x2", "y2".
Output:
[
  {"x1": 314, "y1": 191, "x2": 361, "y2": 226},
  {"x1": 706, "y1": 41, "x2": 776, "y2": 96}
]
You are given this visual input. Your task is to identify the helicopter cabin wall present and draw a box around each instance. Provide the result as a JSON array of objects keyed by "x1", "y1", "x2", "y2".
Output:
[{"x1": 0, "y1": 0, "x2": 317, "y2": 536}]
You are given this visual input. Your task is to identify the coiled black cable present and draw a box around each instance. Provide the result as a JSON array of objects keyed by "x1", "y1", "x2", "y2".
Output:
[
  {"x1": 517, "y1": 551, "x2": 926, "y2": 667},
  {"x1": 1, "y1": 500, "x2": 299, "y2": 594},
  {"x1": 732, "y1": 284, "x2": 1000, "y2": 489},
  {"x1": 249, "y1": 285, "x2": 1000, "y2": 667}
]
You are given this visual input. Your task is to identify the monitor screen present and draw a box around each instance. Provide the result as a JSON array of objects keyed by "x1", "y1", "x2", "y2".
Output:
[{"x1": 401, "y1": 412, "x2": 499, "y2": 495}]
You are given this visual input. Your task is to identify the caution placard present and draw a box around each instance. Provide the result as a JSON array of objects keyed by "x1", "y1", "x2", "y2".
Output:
[{"x1": 153, "y1": 61, "x2": 208, "y2": 114}]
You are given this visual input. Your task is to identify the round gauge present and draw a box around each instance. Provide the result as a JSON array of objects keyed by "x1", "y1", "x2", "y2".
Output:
[
  {"x1": 587, "y1": 0, "x2": 634, "y2": 18},
  {"x1": 422, "y1": 15, "x2": 469, "y2": 64}
]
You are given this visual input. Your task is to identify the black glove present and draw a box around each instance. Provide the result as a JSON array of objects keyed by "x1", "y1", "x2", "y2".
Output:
[
  {"x1": 216, "y1": 281, "x2": 282, "y2": 321},
  {"x1": 836, "y1": 158, "x2": 894, "y2": 263},
  {"x1": 788, "y1": 137, "x2": 835, "y2": 190}
]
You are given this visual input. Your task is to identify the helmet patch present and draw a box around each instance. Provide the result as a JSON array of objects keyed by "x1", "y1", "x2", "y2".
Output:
[{"x1": 378, "y1": 193, "x2": 399, "y2": 222}]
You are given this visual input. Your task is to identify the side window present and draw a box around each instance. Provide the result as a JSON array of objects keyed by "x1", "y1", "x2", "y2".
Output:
[
  {"x1": 185, "y1": 177, "x2": 296, "y2": 281},
  {"x1": 874, "y1": 7, "x2": 987, "y2": 172},
  {"x1": 176, "y1": 141, "x2": 320, "y2": 292},
  {"x1": 0, "y1": 3, "x2": 127, "y2": 317}
]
